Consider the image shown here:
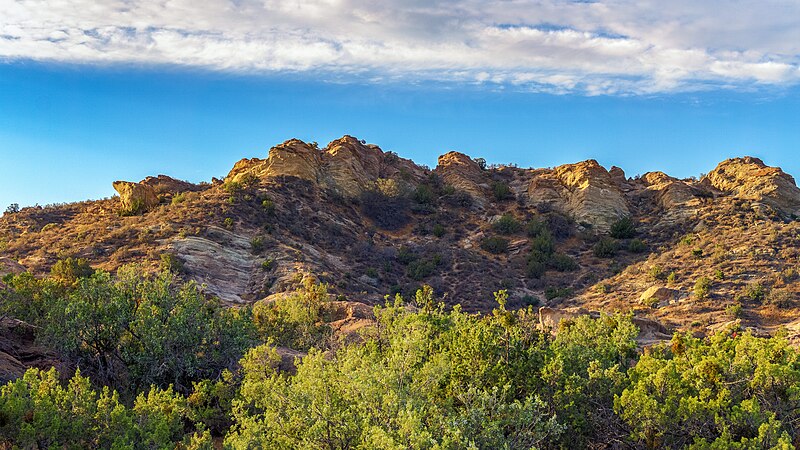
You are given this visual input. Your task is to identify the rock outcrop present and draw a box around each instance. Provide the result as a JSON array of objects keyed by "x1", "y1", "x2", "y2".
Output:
[
  {"x1": 226, "y1": 136, "x2": 425, "y2": 197},
  {"x1": 435, "y1": 152, "x2": 487, "y2": 200},
  {"x1": 112, "y1": 181, "x2": 160, "y2": 214},
  {"x1": 641, "y1": 172, "x2": 697, "y2": 210},
  {"x1": 639, "y1": 286, "x2": 678, "y2": 307},
  {"x1": 141, "y1": 175, "x2": 199, "y2": 196},
  {"x1": 704, "y1": 157, "x2": 800, "y2": 217},
  {"x1": 529, "y1": 160, "x2": 629, "y2": 232}
]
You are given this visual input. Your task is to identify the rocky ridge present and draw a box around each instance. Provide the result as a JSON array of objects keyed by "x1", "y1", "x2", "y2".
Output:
[{"x1": 3, "y1": 136, "x2": 800, "y2": 341}]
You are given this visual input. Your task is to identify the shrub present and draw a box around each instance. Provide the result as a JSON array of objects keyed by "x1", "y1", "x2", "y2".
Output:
[
  {"x1": 413, "y1": 184, "x2": 435, "y2": 205},
  {"x1": 714, "y1": 269, "x2": 725, "y2": 280},
  {"x1": 745, "y1": 282, "x2": 767, "y2": 303},
  {"x1": 609, "y1": 217, "x2": 636, "y2": 239},
  {"x1": 549, "y1": 253, "x2": 578, "y2": 272},
  {"x1": 526, "y1": 259, "x2": 546, "y2": 278},
  {"x1": 223, "y1": 217, "x2": 234, "y2": 229},
  {"x1": 641, "y1": 297, "x2": 659, "y2": 309},
  {"x1": 261, "y1": 258, "x2": 275, "y2": 271},
  {"x1": 526, "y1": 218, "x2": 548, "y2": 238},
  {"x1": 692, "y1": 248, "x2": 704, "y2": 258},
  {"x1": 694, "y1": 277, "x2": 712, "y2": 299},
  {"x1": 492, "y1": 214, "x2": 522, "y2": 234},
  {"x1": 768, "y1": 288, "x2": 795, "y2": 308},
  {"x1": 627, "y1": 239, "x2": 647, "y2": 253},
  {"x1": 666, "y1": 271, "x2": 677, "y2": 284},
  {"x1": 4, "y1": 203, "x2": 20, "y2": 214},
  {"x1": 617, "y1": 331, "x2": 800, "y2": 448},
  {"x1": 250, "y1": 236, "x2": 264, "y2": 254},
  {"x1": 50, "y1": 257, "x2": 94, "y2": 284},
  {"x1": 171, "y1": 193, "x2": 186, "y2": 205},
  {"x1": 432, "y1": 223, "x2": 446, "y2": 238},
  {"x1": 406, "y1": 256, "x2": 441, "y2": 281},
  {"x1": 491, "y1": 181, "x2": 513, "y2": 201},
  {"x1": 593, "y1": 237, "x2": 618, "y2": 258},
  {"x1": 544, "y1": 286, "x2": 573, "y2": 300},
  {"x1": 261, "y1": 197, "x2": 276, "y2": 215},
  {"x1": 725, "y1": 302, "x2": 743, "y2": 318},
  {"x1": 159, "y1": 253, "x2": 185, "y2": 273},
  {"x1": 360, "y1": 190, "x2": 410, "y2": 230},
  {"x1": 481, "y1": 236, "x2": 509, "y2": 254},
  {"x1": 547, "y1": 213, "x2": 574, "y2": 239},
  {"x1": 252, "y1": 279, "x2": 331, "y2": 351},
  {"x1": 648, "y1": 265, "x2": 664, "y2": 281}
]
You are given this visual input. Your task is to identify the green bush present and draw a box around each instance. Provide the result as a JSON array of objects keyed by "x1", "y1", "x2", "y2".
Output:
[
  {"x1": 481, "y1": 236, "x2": 510, "y2": 254},
  {"x1": 250, "y1": 236, "x2": 264, "y2": 254},
  {"x1": 159, "y1": 253, "x2": 185, "y2": 273},
  {"x1": 492, "y1": 213, "x2": 522, "y2": 234},
  {"x1": 50, "y1": 257, "x2": 94, "y2": 284},
  {"x1": 549, "y1": 253, "x2": 578, "y2": 272},
  {"x1": 627, "y1": 238, "x2": 647, "y2": 253},
  {"x1": 593, "y1": 237, "x2": 618, "y2": 258},
  {"x1": 413, "y1": 184, "x2": 435, "y2": 204},
  {"x1": 609, "y1": 217, "x2": 636, "y2": 239},
  {"x1": 491, "y1": 181, "x2": 513, "y2": 201},
  {"x1": 0, "y1": 368, "x2": 212, "y2": 449},
  {"x1": 432, "y1": 223, "x2": 446, "y2": 238},
  {"x1": 252, "y1": 279, "x2": 332, "y2": 351},
  {"x1": 694, "y1": 276, "x2": 712, "y2": 299},
  {"x1": 616, "y1": 331, "x2": 799, "y2": 448}
]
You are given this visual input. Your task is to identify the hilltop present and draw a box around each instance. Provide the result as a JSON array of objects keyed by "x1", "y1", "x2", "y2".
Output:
[{"x1": 2, "y1": 136, "x2": 800, "y2": 340}]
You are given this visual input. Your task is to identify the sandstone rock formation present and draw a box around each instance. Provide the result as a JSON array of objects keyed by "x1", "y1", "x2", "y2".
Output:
[
  {"x1": 529, "y1": 160, "x2": 630, "y2": 232},
  {"x1": 226, "y1": 136, "x2": 425, "y2": 197},
  {"x1": 169, "y1": 226, "x2": 259, "y2": 304},
  {"x1": 639, "y1": 286, "x2": 678, "y2": 307},
  {"x1": 641, "y1": 172, "x2": 697, "y2": 210},
  {"x1": 113, "y1": 181, "x2": 159, "y2": 214},
  {"x1": 704, "y1": 157, "x2": 800, "y2": 217},
  {"x1": 435, "y1": 151, "x2": 487, "y2": 200}
]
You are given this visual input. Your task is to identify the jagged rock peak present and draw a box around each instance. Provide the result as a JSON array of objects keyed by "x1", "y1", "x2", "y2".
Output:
[
  {"x1": 225, "y1": 136, "x2": 426, "y2": 197},
  {"x1": 704, "y1": 156, "x2": 800, "y2": 217}
]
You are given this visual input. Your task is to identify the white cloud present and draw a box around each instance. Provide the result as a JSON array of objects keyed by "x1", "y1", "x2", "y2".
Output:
[{"x1": 1, "y1": 0, "x2": 799, "y2": 94}]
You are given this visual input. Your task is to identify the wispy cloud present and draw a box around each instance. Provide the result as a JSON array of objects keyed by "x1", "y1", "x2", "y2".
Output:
[{"x1": 2, "y1": 0, "x2": 799, "y2": 94}]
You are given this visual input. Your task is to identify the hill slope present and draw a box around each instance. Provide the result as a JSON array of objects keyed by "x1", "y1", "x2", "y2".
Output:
[{"x1": 2, "y1": 136, "x2": 799, "y2": 337}]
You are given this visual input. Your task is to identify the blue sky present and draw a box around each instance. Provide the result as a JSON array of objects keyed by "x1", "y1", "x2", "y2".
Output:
[{"x1": 1, "y1": 0, "x2": 800, "y2": 208}]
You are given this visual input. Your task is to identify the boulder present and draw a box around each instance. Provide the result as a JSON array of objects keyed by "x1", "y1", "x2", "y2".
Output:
[
  {"x1": 703, "y1": 157, "x2": 800, "y2": 217},
  {"x1": 112, "y1": 181, "x2": 160, "y2": 214},
  {"x1": 639, "y1": 286, "x2": 678, "y2": 306}
]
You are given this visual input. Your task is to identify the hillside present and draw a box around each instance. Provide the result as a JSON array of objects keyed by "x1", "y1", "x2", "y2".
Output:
[{"x1": 2, "y1": 136, "x2": 800, "y2": 339}]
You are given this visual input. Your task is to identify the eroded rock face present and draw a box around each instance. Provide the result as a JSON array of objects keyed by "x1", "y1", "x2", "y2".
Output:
[
  {"x1": 169, "y1": 226, "x2": 258, "y2": 304},
  {"x1": 641, "y1": 172, "x2": 697, "y2": 210},
  {"x1": 435, "y1": 151, "x2": 487, "y2": 199},
  {"x1": 112, "y1": 181, "x2": 159, "y2": 214},
  {"x1": 704, "y1": 157, "x2": 800, "y2": 217},
  {"x1": 225, "y1": 136, "x2": 425, "y2": 197},
  {"x1": 528, "y1": 160, "x2": 629, "y2": 232}
]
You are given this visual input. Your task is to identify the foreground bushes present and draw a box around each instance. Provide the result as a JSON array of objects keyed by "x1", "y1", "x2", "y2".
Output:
[{"x1": 4, "y1": 275, "x2": 800, "y2": 448}]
